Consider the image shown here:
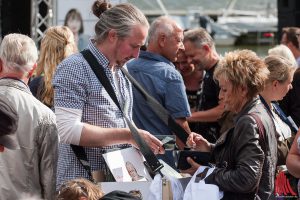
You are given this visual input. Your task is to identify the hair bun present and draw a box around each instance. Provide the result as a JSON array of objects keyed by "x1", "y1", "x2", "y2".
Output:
[{"x1": 92, "y1": 0, "x2": 112, "y2": 18}]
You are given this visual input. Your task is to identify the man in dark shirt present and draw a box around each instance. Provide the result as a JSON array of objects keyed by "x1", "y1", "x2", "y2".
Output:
[
  {"x1": 280, "y1": 68, "x2": 300, "y2": 128},
  {"x1": 279, "y1": 28, "x2": 300, "y2": 128},
  {"x1": 183, "y1": 28, "x2": 225, "y2": 143}
]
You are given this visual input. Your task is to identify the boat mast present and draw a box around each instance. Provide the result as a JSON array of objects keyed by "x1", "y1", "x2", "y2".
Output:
[
  {"x1": 222, "y1": 0, "x2": 237, "y2": 18},
  {"x1": 156, "y1": 0, "x2": 168, "y2": 16}
]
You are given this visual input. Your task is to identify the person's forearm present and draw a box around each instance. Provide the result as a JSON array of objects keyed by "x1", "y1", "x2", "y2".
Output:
[
  {"x1": 287, "y1": 130, "x2": 300, "y2": 178},
  {"x1": 287, "y1": 153, "x2": 300, "y2": 178},
  {"x1": 175, "y1": 118, "x2": 191, "y2": 134},
  {"x1": 79, "y1": 123, "x2": 132, "y2": 147},
  {"x1": 188, "y1": 104, "x2": 224, "y2": 122},
  {"x1": 56, "y1": 107, "x2": 132, "y2": 146},
  {"x1": 286, "y1": 130, "x2": 300, "y2": 178},
  {"x1": 175, "y1": 118, "x2": 190, "y2": 149}
]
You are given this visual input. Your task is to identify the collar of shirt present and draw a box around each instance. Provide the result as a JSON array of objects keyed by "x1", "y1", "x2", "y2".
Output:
[
  {"x1": 138, "y1": 50, "x2": 175, "y2": 68},
  {"x1": 87, "y1": 39, "x2": 110, "y2": 70},
  {"x1": 86, "y1": 39, "x2": 130, "y2": 115},
  {"x1": 0, "y1": 78, "x2": 31, "y2": 94}
]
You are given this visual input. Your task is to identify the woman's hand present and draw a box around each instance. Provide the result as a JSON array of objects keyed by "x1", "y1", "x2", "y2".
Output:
[
  {"x1": 181, "y1": 157, "x2": 201, "y2": 175},
  {"x1": 187, "y1": 132, "x2": 211, "y2": 152}
]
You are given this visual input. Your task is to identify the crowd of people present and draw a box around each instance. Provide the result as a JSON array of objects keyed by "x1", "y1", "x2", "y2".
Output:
[{"x1": 1, "y1": 0, "x2": 300, "y2": 200}]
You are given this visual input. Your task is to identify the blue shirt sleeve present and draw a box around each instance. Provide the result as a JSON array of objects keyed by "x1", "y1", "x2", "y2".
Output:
[{"x1": 165, "y1": 73, "x2": 191, "y2": 118}]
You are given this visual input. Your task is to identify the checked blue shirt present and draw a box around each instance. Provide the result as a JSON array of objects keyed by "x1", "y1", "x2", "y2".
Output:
[{"x1": 53, "y1": 40, "x2": 132, "y2": 188}]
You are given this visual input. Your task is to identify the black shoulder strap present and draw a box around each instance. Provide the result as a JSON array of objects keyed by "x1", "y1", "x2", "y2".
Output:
[
  {"x1": 120, "y1": 68, "x2": 189, "y2": 143},
  {"x1": 272, "y1": 102, "x2": 298, "y2": 134},
  {"x1": 70, "y1": 144, "x2": 95, "y2": 182},
  {"x1": 80, "y1": 49, "x2": 163, "y2": 174}
]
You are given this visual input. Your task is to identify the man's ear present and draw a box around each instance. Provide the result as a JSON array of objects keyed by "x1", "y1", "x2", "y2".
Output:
[
  {"x1": 158, "y1": 33, "x2": 166, "y2": 48},
  {"x1": 107, "y1": 29, "x2": 118, "y2": 43},
  {"x1": 202, "y1": 44, "x2": 210, "y2": 52},
  {"x1": 27, "y1": 63, "x2": 37, "y2": 78}
]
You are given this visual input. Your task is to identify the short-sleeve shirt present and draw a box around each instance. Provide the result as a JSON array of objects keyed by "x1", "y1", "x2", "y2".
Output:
[
  {"x1": 126, "y1": 51, "x2": 191, "y2": 136},
  {"x1": 197, "y1": 63, "x2": 220, "y2": 142},
  {"x1": 53, "y1": 40, "x2": 131, "y2": 187}
]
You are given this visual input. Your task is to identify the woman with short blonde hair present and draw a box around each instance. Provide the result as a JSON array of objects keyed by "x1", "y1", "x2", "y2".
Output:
[
  {"x1": 260, "y1": 55, "x2": 296, "y2": 165},
  {"x1": 186, "y1": 50, "x2": 277, "y2": 200}
]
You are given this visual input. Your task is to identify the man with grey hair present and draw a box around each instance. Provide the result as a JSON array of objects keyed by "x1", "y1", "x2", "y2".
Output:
[
  {"x1": 183, "y1": 28, "x2": 225, "y2": 143},
  {"x1": 0, "y1": 33, "x2": 59, "y2": 200},
  {"x1": 127, "y1": 16, "x2": 191, "y2": 165}
]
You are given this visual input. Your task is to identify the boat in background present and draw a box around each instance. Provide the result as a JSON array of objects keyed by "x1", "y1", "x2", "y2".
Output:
[
  {"x1": 140, "y1": 0, "x2": 277, "y2": 46},
  {"x1": 203, "y1": 16, "x2": 242, "y2": 46},
  {"x1": 171, "y1": 13, "x2": 241, "y2": 46},
  {"x1": 216, "y1": 0, "x2": 277, "y2": 45}
]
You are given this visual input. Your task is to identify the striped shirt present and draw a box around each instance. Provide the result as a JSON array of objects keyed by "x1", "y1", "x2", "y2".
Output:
[{"x1": 53, "y1": 40, "x2": 132, "y2": 188}]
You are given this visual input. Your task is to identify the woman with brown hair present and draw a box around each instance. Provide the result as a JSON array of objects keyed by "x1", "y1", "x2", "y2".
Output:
[
  {"x1": 29, "y1": 25, "x2": 77, "y2": 108},
  {"x1": 64, "y1": 9, "x2": 90, "y2": 51},
  {"x1": 56, "y1": 178, "x2": 104, "y2": 200}
]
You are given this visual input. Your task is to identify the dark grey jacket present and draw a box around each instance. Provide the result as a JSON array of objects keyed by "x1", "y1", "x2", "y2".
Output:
[{"x1": 206, "y1": 97, "x2": 277, "y2": 200}]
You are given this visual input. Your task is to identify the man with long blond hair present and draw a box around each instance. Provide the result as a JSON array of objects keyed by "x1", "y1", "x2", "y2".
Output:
[
  {"x1": 53, "y1": 0, "x2": 164, "y2": 188},
  {"x1": 29, "y1": 26, "x2": 77, "y2": 108}
]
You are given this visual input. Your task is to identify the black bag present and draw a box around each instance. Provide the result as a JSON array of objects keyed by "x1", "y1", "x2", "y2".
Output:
[
  {"x1": 99, "y1": 190, "x2": 141, "y2": 200},
  {"x1": 176, "y1": 150, "x2": 211, "y2": 170}
]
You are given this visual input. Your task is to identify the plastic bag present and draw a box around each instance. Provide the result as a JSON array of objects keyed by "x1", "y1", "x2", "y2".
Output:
[{"x1": 183, "y1": 166, "x2": 223, "y2": 200}]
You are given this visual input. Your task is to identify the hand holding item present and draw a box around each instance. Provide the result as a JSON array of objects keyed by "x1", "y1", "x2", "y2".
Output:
[
  {"x1": 187, "y1": 132, "x2": 211, "y2": 152},
  {"x1": 131, "y1": 129, "x2": 165, "y2": 154},
  {"x1": 180, "y1": 155, "x2": 201, "y2": 175}
]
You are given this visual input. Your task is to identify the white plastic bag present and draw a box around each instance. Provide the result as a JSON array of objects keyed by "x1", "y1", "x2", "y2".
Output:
[
  {"x1": 168, "y1": 175, "x2": 184, "y2": 200},
  {"x1": 183, "y1": 166, "x2": 223, "y2": 200},
  {"x1": 147, "y1": 174, "x2": 184, "y2": 200},
  {"x1": 147, "y1": 174, "x2": 163, "y2": 200}
]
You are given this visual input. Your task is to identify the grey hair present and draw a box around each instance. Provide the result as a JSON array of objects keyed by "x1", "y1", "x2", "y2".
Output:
[
  {"x1": 268, "y1": 44, "x2": 297, "y2": 68},
  {"x1": 147, "y1": 16, "x2": 176, "y2": 43},
  {"x1": 92, "y1": 1, "x2": 149, "y2": 42},
  {"x1": 184, "y1": 27, "x2": 215, "y2": 49},
  {"x1": 0, "y1": 33, "x2": 38, "y2": 74}
]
